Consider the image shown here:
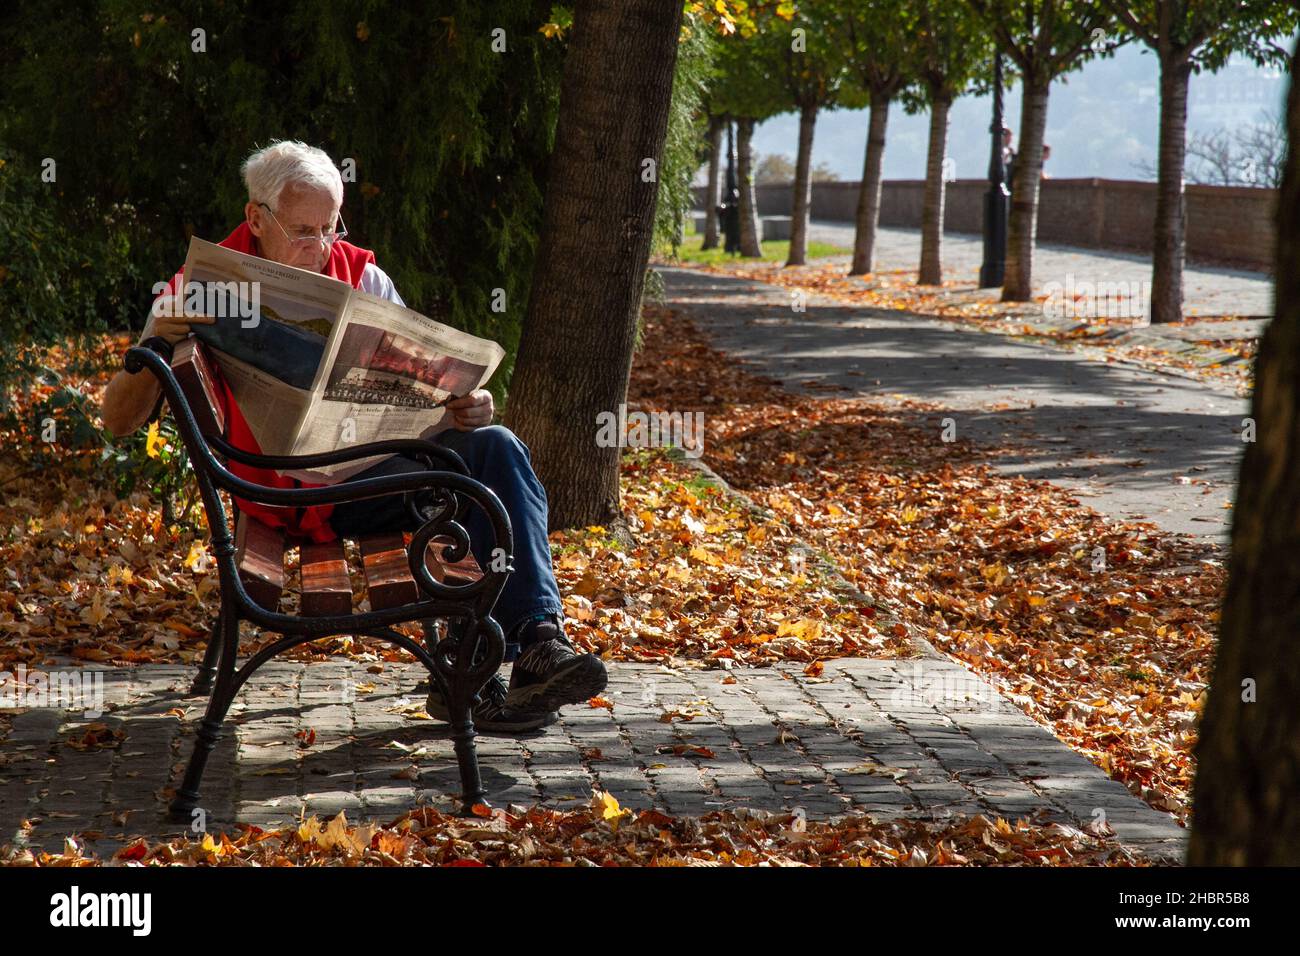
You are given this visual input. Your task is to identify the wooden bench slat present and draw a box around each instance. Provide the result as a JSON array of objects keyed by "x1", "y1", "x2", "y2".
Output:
[
  {"x1": 300, "y1": 539, "x2": 353, "y2": 616},
  {"x1": 426, "y1": 536, "x2": 483, "y2": 587},
  {"x1": 235, "y1": 513, "x2": 285, "y2": 610},
  {"x1": 359, "y1": 533, "x2": 419, "y2": 611}
]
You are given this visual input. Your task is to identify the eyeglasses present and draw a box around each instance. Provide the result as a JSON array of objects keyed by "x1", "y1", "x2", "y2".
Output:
[{"x1": 257, "y1": 202, "x2": 348, "y2": 247}]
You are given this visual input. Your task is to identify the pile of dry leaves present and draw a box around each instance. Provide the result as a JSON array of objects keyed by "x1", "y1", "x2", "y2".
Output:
[{"x1": 2, "y1": 793, "x2": 1144, "y2": 867}]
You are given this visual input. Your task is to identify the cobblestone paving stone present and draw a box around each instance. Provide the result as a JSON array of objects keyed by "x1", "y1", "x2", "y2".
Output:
[{"x1": 0, "y1": 658, "x2": 1185, "y2": 861}]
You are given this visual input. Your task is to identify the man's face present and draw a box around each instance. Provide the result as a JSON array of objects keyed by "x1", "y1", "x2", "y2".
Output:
[{"x1": 245, "y1": 182, "x2": 341, "y2": 273}]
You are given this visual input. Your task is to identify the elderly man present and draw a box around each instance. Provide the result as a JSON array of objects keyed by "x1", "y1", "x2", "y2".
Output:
[{"x1": 102, "y1": 140, "x2": 606, "y2": 732}]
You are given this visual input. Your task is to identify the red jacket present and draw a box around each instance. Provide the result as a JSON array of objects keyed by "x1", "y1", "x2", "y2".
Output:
[{"x1": 157, "y1": 223, "x2": 376, "y2": 542}]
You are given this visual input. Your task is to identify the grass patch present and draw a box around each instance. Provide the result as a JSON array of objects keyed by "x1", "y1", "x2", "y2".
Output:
[{"x1": 660, "y1": 233, "x2": 850, "y2": 265}]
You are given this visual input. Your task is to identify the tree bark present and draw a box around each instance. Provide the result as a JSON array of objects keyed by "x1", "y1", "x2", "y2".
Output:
[
  {"x1": 1150, "y1": 53, "x2": 1191, "y2": 324},
  {"x1": 1002, "y1": 81, "x2": 1049, "y2": 302},
  {"x1": 737, "y1": 117, "x2": 763, "y2": 257},
  {"x1": 701, "y1": 115, "x2": 723, "y2": 250},
  {"x1": 503, "y1": 0, "x2": 683, "y2": 531},
  {"x1": 786, "y1": 102, "x2": 817, "y2": 266},
  {"x1": 1187, "y1": 38, "x2": 1300, "y2": 867},
  {"x1": 919, "y1": 94, "x2": 950, "y2": 286},
  {"x1": 851, "y1": 89, "x2": 890, "y2": 276}
]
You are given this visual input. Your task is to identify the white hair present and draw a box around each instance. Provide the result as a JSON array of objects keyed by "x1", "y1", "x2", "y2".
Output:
[{"x1": 241, "y1": 140, "x2": 343, "y2": 209}]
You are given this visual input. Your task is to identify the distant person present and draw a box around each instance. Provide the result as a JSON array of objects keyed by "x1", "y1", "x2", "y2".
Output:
[
  {"x1": 1041, "y1": 143, "x2": 1052, "y2": 180},
  {"x1": 1002, "y1": 127, "x2": 1016, "y2": 190}
]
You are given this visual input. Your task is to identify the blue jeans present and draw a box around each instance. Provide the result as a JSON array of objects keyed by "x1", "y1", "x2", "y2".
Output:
[{"x1": 328, "y1": 425, "x2": 563, "y2": 659}]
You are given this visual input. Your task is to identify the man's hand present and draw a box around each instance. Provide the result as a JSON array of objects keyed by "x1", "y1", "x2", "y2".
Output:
[
  {"x1": 141, "y1": 295, "x2": 216, "y2": 345},
  {"x1": 446, "y1": 389, "x2": 494, "y2": 430}
]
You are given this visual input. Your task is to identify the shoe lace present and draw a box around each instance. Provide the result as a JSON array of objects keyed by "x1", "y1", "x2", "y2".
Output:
[{"x1": 517, "y1": 637, "x2": 574, "y2": 674}]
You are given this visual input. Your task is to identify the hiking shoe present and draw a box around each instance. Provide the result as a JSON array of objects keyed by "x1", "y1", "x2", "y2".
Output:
[
  {"x1": 505, "y1": 624, "x2": 608, "y2": 712},
  {"x1": 426, "y1": 673, "x2": 556, "y2": 733}
]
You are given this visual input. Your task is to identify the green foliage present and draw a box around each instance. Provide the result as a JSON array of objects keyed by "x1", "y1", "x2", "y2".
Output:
[
  {"x1": 970, "y1": 1, "x2": 1117, "y2": 88},
  {"x1": 809, "y1": 0, "x2": 913, "y2": 110},
  {"x1": 751, "y1": 4, "x2": 847, "y2": 113},
  {"x1": 901, "y1": 1, "x2": 996, "y2": 111},
  {"x1": 100, "y1": 415, "x2": 200, "y2": 529},
  {"x1": 1101, "y1": 1, "x2": 1298, "y2": 73},
  {"x1": 654, "y1": 10, "x2": 718, "y2": 257},
  {"x1": 22, "y1": 364, "x2": 200, "y2": 528},
  {"x1": 0, "y1": 1, "x2": 568, "y2": 405},
  {"x1": 0, "y1": 149, "x2": 140, "y2": 414},
  {"x1": 706, "y1": 19, "x2": 791, "y2": 122}
]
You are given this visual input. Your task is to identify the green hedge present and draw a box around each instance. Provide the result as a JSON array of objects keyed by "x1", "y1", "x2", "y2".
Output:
[{"x1": 0, "y1": 0, "x2": 568, "y2": 407}]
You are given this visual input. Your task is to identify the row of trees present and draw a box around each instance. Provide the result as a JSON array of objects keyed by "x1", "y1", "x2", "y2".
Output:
[{"x1": 698, "y1": 1, "x2": 1297, "y2": 323}]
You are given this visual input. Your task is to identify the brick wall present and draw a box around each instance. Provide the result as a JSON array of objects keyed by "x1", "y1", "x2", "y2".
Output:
[{"x1": 693, "y1": 178, "x2": 1276, "y2": 272}]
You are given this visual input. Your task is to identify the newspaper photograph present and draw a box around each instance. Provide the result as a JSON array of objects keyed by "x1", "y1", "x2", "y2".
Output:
[{"x1": 179, "y1": 237, "x2": 505, "y2": 484}]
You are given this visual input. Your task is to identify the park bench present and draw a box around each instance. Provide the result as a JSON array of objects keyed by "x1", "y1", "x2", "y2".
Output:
[{"x1": 124, "y1": 336, "x2": 515, "y2": 820}]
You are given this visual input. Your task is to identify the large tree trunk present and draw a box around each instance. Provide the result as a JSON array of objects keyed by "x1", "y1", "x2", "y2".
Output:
[
  {"x1": 1002, "y1": 81, "x2": 1049, "y2": 302},
  {"x1": 504, "y1": 0, "x2": 683, "y2": 531},
  {"x1": 919, "y1": 94, "x2": 950, "y2": 286},
  {"x1": 737, "y1": 117, "x2": 763, "y2": 257},
  {"x1": 701, "y1": 115, "x2": 723, "y2": 250},
  {"x1": 1187, "y1": 39, "x2": 1300, "y2": 867},
  {"x1": 1150, "y1": 53, "x2": 1191, "y2": 324},
  {"x1": 850, "y1": 89, "x2": 890, "y2": 276},
  {"x1": 786, "y1": 102, "x2": 817, "y2": 266}
]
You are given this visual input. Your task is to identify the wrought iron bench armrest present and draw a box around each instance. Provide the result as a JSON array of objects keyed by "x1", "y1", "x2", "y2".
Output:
[
  {"x1": 206, "y1": 432, "x2": 469, "y2": 476},
  {"x1": 125, "y1": 342, "x2": 513, "y2": 606}
]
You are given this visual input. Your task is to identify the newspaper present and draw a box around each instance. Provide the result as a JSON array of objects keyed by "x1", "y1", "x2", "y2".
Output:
[{"x1": 177, "y1": 237, "x2": 505, "y2": 483}]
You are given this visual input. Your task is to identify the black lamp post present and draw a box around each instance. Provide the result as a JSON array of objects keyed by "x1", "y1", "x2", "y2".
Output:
[
  {"x1": 718, "y1": 120, "x2": 742, "y2": 254},
  {"x1": 979, "y1": 54, "x2": 1008, "y2": 288}
]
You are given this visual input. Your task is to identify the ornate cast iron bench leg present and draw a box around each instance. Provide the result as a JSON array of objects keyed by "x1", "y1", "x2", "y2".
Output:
[
  {"x1": 190, "y1": 609, "x2": 224, "y2": 696},
  {"x1": 431, "y1": 615, "x2": 505, "y2": 814},
  {"x1": 169, "y1": 599, "x2": 240, "y2": 822}
]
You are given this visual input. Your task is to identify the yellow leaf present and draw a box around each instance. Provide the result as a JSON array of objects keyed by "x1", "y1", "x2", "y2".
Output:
[
  {"x1": 297, "y1": 817, "x2": 322, "y2": 843},
  {"x1": 776, "y1": 618, "x2": 824, "y2": 641},
  {"x1": 595, "y1": 790, "x2": 630, "y2": 830},
  {"x1": 145, "y1": 420, "x2": 163, "y2": 458},
  {"x1": 689, "y1": 545, "x2": 721, "y2": 566},
  {"x1": 183, "y1": 541, "x2": 210, "y2": 571},
  {"x1": 317, "y1": 812, "x2": 361, "y2": 852}
]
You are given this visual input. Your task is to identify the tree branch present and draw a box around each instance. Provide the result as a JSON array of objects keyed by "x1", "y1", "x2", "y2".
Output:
[{"x1": 1100, "y1": 0, "x2": 1157, "y2": 48}]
